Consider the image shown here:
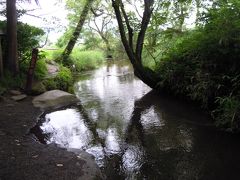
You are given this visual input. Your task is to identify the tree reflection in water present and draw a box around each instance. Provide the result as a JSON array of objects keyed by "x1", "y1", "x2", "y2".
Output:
[{"x1": 31, "y1": 60, "x2": 240, "y2": 180}]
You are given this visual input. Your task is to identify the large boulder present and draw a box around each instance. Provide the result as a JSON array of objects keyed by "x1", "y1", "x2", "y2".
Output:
[{"x1": 32, "y1": 90, "x2": 79, "y2": 110}]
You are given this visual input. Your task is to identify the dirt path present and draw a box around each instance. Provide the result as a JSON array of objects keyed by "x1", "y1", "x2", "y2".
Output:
[{"x1": 0, "y1": 96, "x2": 103, "y2": 180}]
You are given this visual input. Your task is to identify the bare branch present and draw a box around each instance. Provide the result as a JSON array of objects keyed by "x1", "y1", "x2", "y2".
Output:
[
  {"x1": 91, "y1": 7, "x2": 104, "y2": 17},
  {"x1": 126, "y1": 0, "x2": 142, "y2": 18}
]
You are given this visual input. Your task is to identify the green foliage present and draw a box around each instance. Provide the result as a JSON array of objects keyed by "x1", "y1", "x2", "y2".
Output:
[
  {"x1": 34, "y1": 60, "x2": 48, "y2": 79},
  {"x1": 54, "y1": 66, "x2": 73, "y2": 91},
  {"x1": 70, "y1": 49, "x2": 105, "y2": 71},
  {"x1": 43, "y1": 78, "x2": 57, "y2": 90},
  {"x1": 0, "y1": 21, "x2": 46, "y2": 90},
  {"x1": 48, "y1": 48, "x2": 105, "y2": 72},
  {"x1": 213, "y1": 96, "x2": 240, "y2": 131},
  {"x1": 0, "y1": 71, "x2": 25, "y2": 90},
  {"x1": 17, "y1": 22, "x2": 45, "y2": 60},
  {"x1": 46, "y1": 49, "x2": 64, "y2": 62},
  {"x1": 82, "y1": 31, "x2": 103, "y2": 51},
  {"x1": 43, "y1": 66, "x2": 73, "y2": 92},
  {"x1": 20, "y1": 51, "x2": 48, "y2": 80},
  {"x1": 155, "y1": 0, "x2": 240, "y2": 130},
  {"x1": 0, "y1": 21, "x2": 45, "y2": 61}
]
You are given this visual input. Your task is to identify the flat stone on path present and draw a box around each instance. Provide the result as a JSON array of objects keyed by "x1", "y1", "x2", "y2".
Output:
[
  {"x1": 11, "y1": 94, "x2": 27, "y2": 101},
  {"x1": 10, "y1": 90, "x2": 22, "y2": 95},
  {"x1": 32, "y1": 90, "x2": 79, "y2": 110}
]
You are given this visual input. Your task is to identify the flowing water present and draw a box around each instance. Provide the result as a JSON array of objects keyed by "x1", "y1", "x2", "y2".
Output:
[{"x1": 32, "y1": 60, "x2": 240, "y2": 179}]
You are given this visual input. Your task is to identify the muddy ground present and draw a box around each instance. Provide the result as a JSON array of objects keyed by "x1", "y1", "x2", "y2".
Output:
[{"x1": 0, "y1": 95, "x2": 103, "y2": 180}]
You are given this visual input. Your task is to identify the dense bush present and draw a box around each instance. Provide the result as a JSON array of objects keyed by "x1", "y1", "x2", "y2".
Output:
[
  {"x1": 0, "y1": 21, "x2": 45, "y2": 62},
  {"x1": 54, "y1": 66, "x2": 73, "y2": 91},
  {"x1": 43, "y1": 66, "x2": 73, "y2": 92},
  {"x1": 155, "y1": 1, "x2": 240, "y2": 131},
  {"x1": 0, "y1": 21, "x2": 46, "y2": 91}
]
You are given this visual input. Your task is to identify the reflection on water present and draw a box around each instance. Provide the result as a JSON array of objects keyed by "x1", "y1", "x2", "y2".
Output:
[
  {"x1": 34, "y1": 60, "x2": 240, "y2": 179},
  {"x1": 41, "y1": 109, "x2": 92, "y2": 149}
]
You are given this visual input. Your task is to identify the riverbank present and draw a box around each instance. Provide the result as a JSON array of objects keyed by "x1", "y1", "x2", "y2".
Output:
[{"x1": 0, "y1": 95, "x2": 103, "y2": 180}]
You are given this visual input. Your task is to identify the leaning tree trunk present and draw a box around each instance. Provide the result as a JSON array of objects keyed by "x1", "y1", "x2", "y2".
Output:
[
  {"x1": 112, "y1": 0, "x2": 159, "y2": 89},
  {"x1": 6, "y1": 0, "x2": 18, "y2": 74},
  {"x1": 61, "y1": 0, "x2": 94, "y2": 63}
]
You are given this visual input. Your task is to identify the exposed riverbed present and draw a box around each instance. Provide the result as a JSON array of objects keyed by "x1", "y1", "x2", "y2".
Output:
[{"x1": 31, "y1": 60, "x2": 240, "y2": 179}]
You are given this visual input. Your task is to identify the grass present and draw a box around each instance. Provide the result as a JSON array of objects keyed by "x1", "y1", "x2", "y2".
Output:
[
  {"x1": 70, "y1": 49, "x2": 105, "y2": 71},
  {"x1": 43, "y1": 47, "x2": 105, "y2": 72}
]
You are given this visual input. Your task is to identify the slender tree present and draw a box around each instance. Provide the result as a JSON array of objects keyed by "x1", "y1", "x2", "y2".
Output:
[
  {"x1": 112, "y1": 0, "x2": 159, "y2": 88},
  {"x1": 62, "y1": 0, "x2": 94, "y2": 62}
]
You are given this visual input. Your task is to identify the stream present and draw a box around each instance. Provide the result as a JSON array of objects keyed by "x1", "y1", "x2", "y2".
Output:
[{"x1": 32, "y1": 60, "x2": 240, "y2": 179}]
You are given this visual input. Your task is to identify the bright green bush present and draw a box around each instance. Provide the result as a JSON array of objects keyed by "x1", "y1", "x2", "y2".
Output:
[
  {"x1": 43, "y1": 66, "x2": 73, "y2": 92},
  {"x1": 55, "y1": 66, "x2": 73, "y2": 91},
  {"x1": 43, "y1": 78, "x2": 57, "y2": 90}
]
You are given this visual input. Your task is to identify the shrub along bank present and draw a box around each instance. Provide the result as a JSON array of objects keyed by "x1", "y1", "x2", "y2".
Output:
[
  {"x1": 36, "y1": 48, "x2": 105, "y2": 94},
  {"x1": 155, "y1": 2, "x2": 240, "y2": 132}
]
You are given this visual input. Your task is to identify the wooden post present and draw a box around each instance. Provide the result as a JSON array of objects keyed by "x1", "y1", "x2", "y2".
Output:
[{"x1": 25, "y1": 48, "x2": 39, "y2": 94}]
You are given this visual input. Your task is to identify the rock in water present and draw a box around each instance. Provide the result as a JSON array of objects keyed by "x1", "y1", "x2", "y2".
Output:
[
  {"x1": 11, "y1": 94, "x2": 27, "y2": 101},
  {"x1": 32, "y1": 90, "x2": 79, "y2": 110}
]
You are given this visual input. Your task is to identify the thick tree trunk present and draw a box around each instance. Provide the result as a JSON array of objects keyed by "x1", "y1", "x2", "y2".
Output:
[
  {"x1": 112, "y1": 0, "x2": 159, "y2": 89},
  {"x1": 62, "y1": 0, "x2": 94, "y2": 62},
  {"x1": 6, "y1": 0, "x2": 18, "y2": 74},
  {"x1": 133, "y1": 63, "x2": 159, "y2": 89}
]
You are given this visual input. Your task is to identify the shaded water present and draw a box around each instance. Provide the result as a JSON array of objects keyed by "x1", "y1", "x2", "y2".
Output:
[{"x1": 32, "y1": 60, "x2": 240, "y2": 179}]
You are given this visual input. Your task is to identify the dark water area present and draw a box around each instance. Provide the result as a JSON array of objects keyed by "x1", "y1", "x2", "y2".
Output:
[{"x1": 32, "y1": 60, "x2": 240, "y2": 179}]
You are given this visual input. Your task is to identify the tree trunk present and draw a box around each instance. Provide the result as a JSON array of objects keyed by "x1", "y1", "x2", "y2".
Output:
[
  {"x1": 0, "y1": 36, "x2": 3, "y2": 78},
  {"x1": 101, "y1": 35, "x2": 112, "y2": 58},
  {"x1": 112, "y1": 0, "x2": 159, "y2": 89},
  {"x1": 62, "y1": 0, "x2": 94, "y2": 62},
  {"x1": 6, "y1": 0, "x2": 18, "y2": 74}
]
